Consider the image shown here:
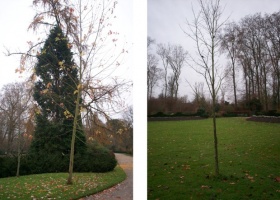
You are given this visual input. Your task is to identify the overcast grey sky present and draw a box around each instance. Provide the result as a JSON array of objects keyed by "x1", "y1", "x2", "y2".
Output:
[
  {"x1": 0, "y1": 1, "x2": 133, "y2": 94},
  {"x1": 148, "y1": 0, "x2": 280, "y2": 101}
]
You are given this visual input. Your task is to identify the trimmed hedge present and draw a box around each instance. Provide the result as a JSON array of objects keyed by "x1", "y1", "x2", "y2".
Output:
[
  {"x1": 148, "y1": 109, "x2": 209, "y2": 118},
  {"x1": 0, "y1": 142, "x2": 117, "y2": 178}
]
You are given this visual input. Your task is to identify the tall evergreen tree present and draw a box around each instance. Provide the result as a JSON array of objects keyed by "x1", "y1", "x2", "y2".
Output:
[{"x1": 29, "y1": 25, "x2": 86, "y2": 172}]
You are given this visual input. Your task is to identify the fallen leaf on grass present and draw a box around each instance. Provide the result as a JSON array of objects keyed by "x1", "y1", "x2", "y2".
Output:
[
  {"x1": 275, "y1": 177, "x2": 280, "y2": 182},
  {"x1": 244, "y1": 173, "x2": 255, "y2": 182},
  {"x1": 182, "y1": 165, "x2": 191, "y2": 170},
  {"x1": 247, "y1": 176, "x2": 254, "y2": 180},
  {"x1": 201, "y1": 185, "x2": 210, "y2": 189}
]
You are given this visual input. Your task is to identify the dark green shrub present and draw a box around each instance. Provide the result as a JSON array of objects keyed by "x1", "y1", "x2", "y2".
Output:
[
  {"x1": 196, "y1": 108, "x2": 209, "y2": 118},
  {"x1": 223, "y1": 113, "x2": 238, "y2": 117},
  {"x1": 262, "y1": 110, "x2": 280, "y2": 117},
  {"x1": 24, "y1": 152, "x2": 69, "y2": 175},
  {"x1": 75, "y1": 142, "x2": 117, "y2": 172},
  {"x1": 200, "y1": 113, "x2": 209, "y2": 118},
  {"x1": 196, "y1": 108, "x2": 205, "y2": 116},
  {"x1": 0, "y1": 156, "x2": 17, "y2": 178},
  {"x1": 174, "y1": 112, "x2": 184, "y2": 117},
  {"x1": 151, "y1": 112, "x2": 167, "y2": 117},
  {"x1": 0, "y1": 142, "x2": 117, "y2": 178},
  {"x1": 247, "y1": 98, "x2": 262, "y2": 113}
]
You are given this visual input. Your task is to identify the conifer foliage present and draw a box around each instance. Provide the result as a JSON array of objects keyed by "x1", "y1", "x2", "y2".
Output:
[
  {"x1": 28, "y1": 25, "x2": 87, "y2": 173},
  {"x1": 18, "y1": 25, "x2": 116, "y2": 176}
]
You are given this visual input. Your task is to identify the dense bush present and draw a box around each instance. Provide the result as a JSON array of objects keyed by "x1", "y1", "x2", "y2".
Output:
[
  {"x1": 0, "y1": 142, "x2": 117, "y2": 178},
  {"x1": 196, "y1": 108, "x2": 209, "y2": 118},
  {"x1": 0, "y1": 156, "x2": 16, "y2": 178},
  {"x1": 222, "y1": 112, "x2": 238, "y2": 117},
  {"x1": 74, "y1": 142, "x2": 117, "y2": 172},
  {"x1": 257, "y1": 110, "x2": 280, "y2": 117},
  {"x1": 148, "y1": 110, "x2": 211, "y2": 118},
  {"x1": 222, "y1": 110, "x2": 251, "y2": 117},
  {"x1": 148, "y1": 112, "x2": 167, "y2": 117}
]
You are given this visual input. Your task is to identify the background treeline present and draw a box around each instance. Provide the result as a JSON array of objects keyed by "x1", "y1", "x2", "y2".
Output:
[
  {"x1": 0, "y1": 82, "x2": 133, "y2": 156},
  {"x1": 148, "y1": 11, "x2": 280, "y2": 117}
]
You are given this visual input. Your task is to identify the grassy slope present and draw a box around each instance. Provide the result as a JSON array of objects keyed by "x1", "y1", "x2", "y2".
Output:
[
  {"x1": 0, "y1": 166, "x2": 126, "y2": 200},
  {"x1": 148, "y1": 118, "x2": 280, "y2": 199}
]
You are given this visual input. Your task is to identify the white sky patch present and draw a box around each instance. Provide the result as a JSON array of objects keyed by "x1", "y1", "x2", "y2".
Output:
[{"x1": 0, "y1": 0, "x2": 133, "y2": 91}]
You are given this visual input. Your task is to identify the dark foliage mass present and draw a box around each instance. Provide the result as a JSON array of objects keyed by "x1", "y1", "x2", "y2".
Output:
[
  {"x1": 31, "y1": 25, "x2": 86, "y2": 156},
  {"x1": 0, "y1": 143, "x2": 116, "y2": 178},
  {"x1": 0, "y1": 26, "x2": 116, "y2": 178}
]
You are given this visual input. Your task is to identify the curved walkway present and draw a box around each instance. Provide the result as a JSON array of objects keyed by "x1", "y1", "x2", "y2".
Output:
[{"x1": 80, "y1": 153, "x2": 133, "y2": 200}]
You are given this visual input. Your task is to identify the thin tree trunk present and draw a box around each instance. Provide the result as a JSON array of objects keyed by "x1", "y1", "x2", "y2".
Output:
[
  {"x1": 277, "y1": 73, "x2": 280, "y2": 109},
  {"x1": 67, "y1": 0, "x2": 82, "y2": 185},
  {"x1": 212, "y1": 36, "x2": 219, "y2": 176},
  {"x1": 213, "y1": 111, "x2": 219, "y2": 176},
  {"x1": 16, "y1": 130, "x2": 21, "y2": 177},
  {"x1": 67, "y1": 87, "x2": 81, "y2": 185},
  {"x1": 232, "y1": 64, "x2": 237, "y2": 108},
  {"x1": 16, "y1": 152, "x2": 21, "y2": 177}
]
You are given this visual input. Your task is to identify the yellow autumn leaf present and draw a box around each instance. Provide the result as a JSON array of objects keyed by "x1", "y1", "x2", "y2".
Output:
[
  {"x1": 35, "y1": 108, "x2": 41, "y2": 115},
  {"x1": 46, "y1": 82, "x2": 52, "y2": 88},
  {"x1": 77, "y1": 84, "x2": 82, "y2": 90},
  {"x1": 41, "y1": 89, "x2": 49, "y2": 94},
  {"x1": 64, "y1": 110, "x2": 73, "y2": 119},
  {"x1": 41, "y1": 49, "x2": 47, "y2": 54}
]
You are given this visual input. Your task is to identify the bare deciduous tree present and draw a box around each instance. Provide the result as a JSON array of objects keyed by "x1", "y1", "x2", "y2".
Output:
[
  {"x1": 220, "y1": 22, "x2": 240, "y2": 108},
  {"x1": 157, "y1": 43, "x2": 170, "y2": 98},
  {"x1": 147, "y1": 54, "x2": 162, "y2": 99},
  {"x1": 183, "y1": 0, "x2": 227, "y2": 176},
  {"x1": 0, "y1": 82, "x2": 33, "y2": 176},
  {"x1": 157, "y1": 44, "x2": 187, "y2": 99},
  {"x1": 147, "y1": 37, "x2": 162, "y2": 99},
  {"x1": 167, "y1": 45, "x2": 187, "y2": 99}
]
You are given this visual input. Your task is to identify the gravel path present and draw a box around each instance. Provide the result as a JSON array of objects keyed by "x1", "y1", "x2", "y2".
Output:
[{"x1": 80, "y1": 153, "x2": 133, "y2": 200}]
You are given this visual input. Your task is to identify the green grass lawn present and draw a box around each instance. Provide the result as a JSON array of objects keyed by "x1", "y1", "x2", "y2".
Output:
[
  {"x1": 0, "y1": 166, "x2": 126, "y2": 200},
  {"x1": 148, "y1": 118, "x2": 280, "y2": 199}
]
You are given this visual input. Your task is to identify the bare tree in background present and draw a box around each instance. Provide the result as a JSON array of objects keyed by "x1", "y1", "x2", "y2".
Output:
[
  {"x1": 147, "y1": 55, "x2": 162, "y2": 99},
  {"x1": 0, "y1": 82, "x2": 33, "y2": 176},
  {"x1": 147, "y1": 36, "x2": 155, "y2": 49},
  {"x1": 157, "y1": 44, "x2": 170, "y2": 98},
  {"x1": 183, "y1": 0, "x2": 227, "y2": 176},
  {"x1": 157, "y1": 44, "x2": 187, "y2": 99},
  {"x1": 220, "y1": 22, "x2": 240, "y2": 108},
  {"x1": 264, "y1": 12, "x2": 280, "y2": 109},
  {"x1": 167, "y1": 45, "x2": 187, "y2": 100},
  {"x1": 188, "y1": 81, "x2": 205, "y2": 106},
  {"x1": 147, "y1": 37, "x2": 162, "y2": 99}
]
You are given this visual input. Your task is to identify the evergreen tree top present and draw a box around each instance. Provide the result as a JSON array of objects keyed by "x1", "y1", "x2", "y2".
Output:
[{"x1": 33, "y1": 25, "x2": 79, "y2": 122}]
